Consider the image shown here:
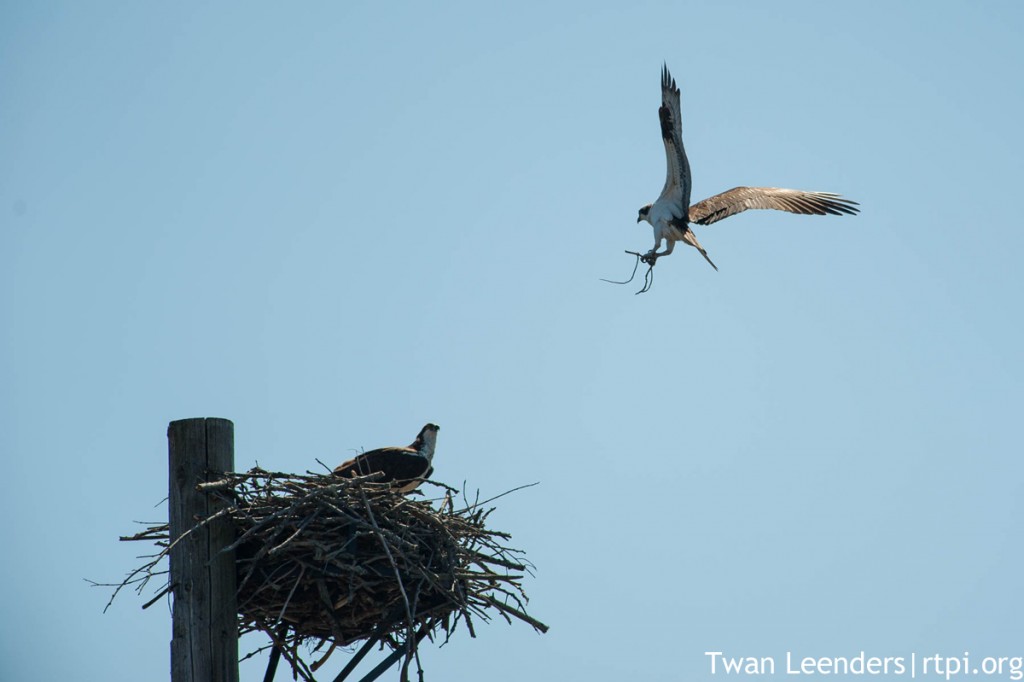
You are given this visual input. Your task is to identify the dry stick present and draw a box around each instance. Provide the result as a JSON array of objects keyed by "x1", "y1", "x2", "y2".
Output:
[
  {"x1": 90, "y1": 563, "x2": 159, "y2": 612},
  {"x1": 318, "y1": 498, "x2": 415, "y2": 550},
  {"x1": 482, "y1": 583, "x2": 529, "y2": 611},
  {"x1": 636, "y1": 260, "x2": 655, "y2": 295},
  {"x1": 141, "y1": 582, "x2": 174, "y2": 610},
  {"x1": 310, "y1": 581, "x2": 347, "y2": 671},
  {"x1": 109, "y1": 505, "x2": 235, "y2": 612},
  {"x1": 464, "y1": 549, "x2": 526, "y2": 572},
  {"x1": 223, "y1": 494, "x2": 316, "y2": 553},
  {"x1": 353, "y1": 622, "x2": 433, "y2": 682},
  {"x1": 454, "y1": 482, "x2": 539, "y2": 514},
  {"x1": 359, "y1": 486, "x2": 416, "y2": 665},
  {"x1": 331, "y1": 616, "x2": 400, "y2": 682},
  {"x1": 601, "y1": 249, "x2": 657, "y2": 294},
  {"x1": 271, "y1": 629, "x2": 316, "y2": 682},
  {"x1": 262, "y1": 622, "x2": 290, "y2": 682},
  {"x1": 275, "y1": 564, "x2": 305, "y2": 622},
  {"x1": 197, "y1": 478, "x2": 234, "y2": 492},
  {"x1": 268, "y1": 509, "x2": 319, "y2": 555},
  {"x1": 406, "y1": 582, "x2": 426, "y2": 682},
  {"x1": 600, "y1": 249, "x2": 642, "y2": 286},
  {"x1": 454, "y1": 572, "x2": 523, "y2": 582},
  {"x1": 119, "y1": 525, "x2": 170, "y2": 541},
  {"x1": 477, "y1": 594, "x2": 550, "y2": 633}
]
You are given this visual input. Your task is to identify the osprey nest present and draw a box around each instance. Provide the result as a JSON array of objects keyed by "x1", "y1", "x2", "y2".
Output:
[{"x1": 109, "y1": 468, "x2": 547, "y2": 680}]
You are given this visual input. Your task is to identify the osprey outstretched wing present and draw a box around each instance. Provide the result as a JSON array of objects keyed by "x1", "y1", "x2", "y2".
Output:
[
  {"x1": 636, "y1": 64, "x2": 859, "y2": 271},
  {"x1": 656, "y1": 64, "x2": 691, "y2": 225},
  {"x1": 689, "y1": 187, "x2": 859, "y2": 226}
]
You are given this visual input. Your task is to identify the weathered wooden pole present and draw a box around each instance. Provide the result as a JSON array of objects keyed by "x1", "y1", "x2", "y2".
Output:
[{"x1": 168, "y1": 418, "x2": 239, "y2": 682}]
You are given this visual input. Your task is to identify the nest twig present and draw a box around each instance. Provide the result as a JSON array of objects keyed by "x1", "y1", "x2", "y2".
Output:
[
  {"x1": 100, "y1": 468, "x2": 547, "y2": 680},
  {"x1": 601, "y1": 250, "x2": 656, "y2": 294}
]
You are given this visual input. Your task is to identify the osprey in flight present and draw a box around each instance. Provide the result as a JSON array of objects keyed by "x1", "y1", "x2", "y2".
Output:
[
  {"x1": 333, "y1": 423, "x2": 439, "y2": 493},
  {"x1": 637, "y1": 65, "x2": 859, "y2": 269}
]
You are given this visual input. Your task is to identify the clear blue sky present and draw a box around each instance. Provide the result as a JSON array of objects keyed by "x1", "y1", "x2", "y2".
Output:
[{"x1": 2, "y1": 2, "x2": 1023, "y2": 680}]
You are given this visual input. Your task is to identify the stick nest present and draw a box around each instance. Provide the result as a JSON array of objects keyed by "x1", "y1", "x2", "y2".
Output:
[{"x1": 109, "y1": 468, "x2": 546, "y2": 679}]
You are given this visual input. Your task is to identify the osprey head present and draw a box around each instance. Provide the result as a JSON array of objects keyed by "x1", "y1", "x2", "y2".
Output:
[
  {"x1": 414, "y1": 423, "x2": 440, "y2": 461},
  {"x1": 637, "y1": 204, "x2": 652, "y2": 224}
]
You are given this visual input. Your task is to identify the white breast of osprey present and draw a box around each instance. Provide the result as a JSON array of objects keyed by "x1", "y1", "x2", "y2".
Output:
[
  {"x1": 648, "y1": 202, "x2": 685, "y2": 242},
  {"x1": 419, "y1": 430, "x2": 438, "y2": 463}
]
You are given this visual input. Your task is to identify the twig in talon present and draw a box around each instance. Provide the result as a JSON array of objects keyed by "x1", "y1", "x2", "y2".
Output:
[
  {"x1": 600, "y1": 250, "x2": 642, "y2": 286},
  {"x1": 635, "y1": 260, "x2": 655, "y2": 295}
]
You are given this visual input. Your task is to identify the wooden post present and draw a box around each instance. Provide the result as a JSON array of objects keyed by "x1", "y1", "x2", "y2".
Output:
[{"x1": 168, "y1": 418, "x2": 239, "y2": 682}]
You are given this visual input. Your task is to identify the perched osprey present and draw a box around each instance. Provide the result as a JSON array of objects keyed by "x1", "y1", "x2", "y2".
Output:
[
  {"x1": 333, "y1": 423, "x2": 439, "y2": 493},
  {"x1": 637, "y1": 65, "x2": 859, "y2": 269}
]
